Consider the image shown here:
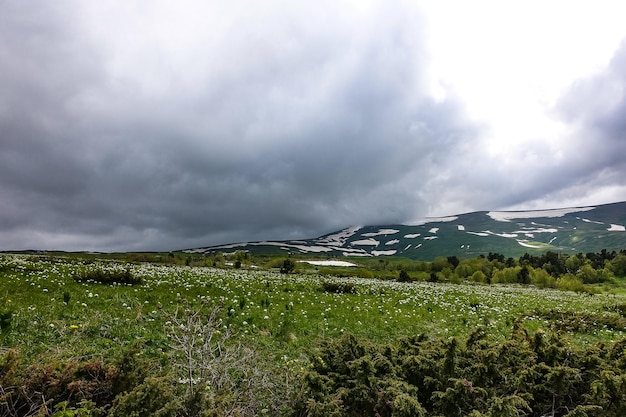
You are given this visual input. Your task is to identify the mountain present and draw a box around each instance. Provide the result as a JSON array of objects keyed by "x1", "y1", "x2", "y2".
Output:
[{"x1": 185, "y1": 201, "x2": 626, "y2": 260}]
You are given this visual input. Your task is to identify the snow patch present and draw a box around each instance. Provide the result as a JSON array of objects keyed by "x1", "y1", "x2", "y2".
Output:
[
  {"x1": 515, "y1": 228, "x2": 558, "y2": 234},
  {"x1": 481, "y1": 231, "x2": 518, "y2": 238},
  {"x1": 403, "y1": 244, "x2": 412, "y2": 251},
  {"x1": 253, "y1": 241, "x2": 368, "y2": 255},
  {"x1": 372, "y1": 250, "x2": 397, "y2": 256},
  {"x1": 385, "y1": 239, "x2": 400, "y2": 245},
  {"x1": 488, "y1": 206, "x2": 595, "y2": 221},
  {"x1": 467, "y1": 230, "x2": 518, "y2": 238},
  {"x1": 191, "y1": 242, "x2": 249, "y2": 251},
  {"x1": 457, "y1": 225, "x2": 465, "y2": 231},
  {"x1": 316, "y1": 226, "x2": 362, "y2": 245},
  {"x1": 362, "y1": 229, "x2": 399, "y2": 237},
  {"x1": 191, "y1": 236, "x2": 376, "y2": 256},
  {"x1": 517, "y1": 240, "x2": 545, "y2": 248},
  {"x1": 350, "y1": 238, "x2": 380, "y2": 246},
  {"x1": 467, "y1": 232, "x2": 489, "y2": 237},
  {"x1": 256, "y1": 241, "x2": 333, "y2": 253},
  {"x1": 185, "y1": 248, "x2": 212, "y2": 253},
  {"x1": 582, "y1": 218, "x2": 604, "y2": 225},
  {"x1": 531, "y1": 221, "x2": 553, "y2": 228},
  {"x1": 428, "y1": 227, "x2": 439, "y2": 233},
  {"x1": 404, "y1": 233, "x2": 421, "y2": 238},
  {"x1": 423, "y1": 236, "x2": 438, "y2": 240},
  {"x1": 608, "y1": 224, "x2": 626, "y2": 231},
  {"x1": 300, "y1": 260, "x2": 357, "y2": 267}
]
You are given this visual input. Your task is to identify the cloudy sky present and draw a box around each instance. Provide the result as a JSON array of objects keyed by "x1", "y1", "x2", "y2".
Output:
[{"x1": 1, "y1": 1, "x2": 625, "y2": 252}]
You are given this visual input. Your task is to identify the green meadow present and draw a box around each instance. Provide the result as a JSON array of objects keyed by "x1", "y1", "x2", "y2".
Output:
[{"x1": 3, "y1": 253, "x2": 626, "y2": 416}]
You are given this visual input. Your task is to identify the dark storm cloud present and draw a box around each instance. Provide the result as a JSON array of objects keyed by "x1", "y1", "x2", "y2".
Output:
[{"x1": 0, "y1": 1, "x2": 479, "y2": 251}]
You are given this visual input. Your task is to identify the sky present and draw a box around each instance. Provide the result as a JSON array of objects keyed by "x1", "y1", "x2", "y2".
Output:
[{"x1": 1, "y1": 0, "x2": 625, "y2": 252}]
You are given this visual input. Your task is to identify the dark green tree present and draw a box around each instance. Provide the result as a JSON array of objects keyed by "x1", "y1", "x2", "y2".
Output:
[
  {"x1": 398, "y1": 270, "x2": 411, "y2": 282},
  {"x1": 517, "y1": 266, "x2": 530, "y2": 284},
  {"x1": 280, "y1": 258, "x2": 296, "y2": 274}
]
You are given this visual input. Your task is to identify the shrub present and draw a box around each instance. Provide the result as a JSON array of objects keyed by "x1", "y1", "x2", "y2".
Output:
[
  {"x1": 471, "y1": 270, "x2": 486, "y2": 283},
  {"x1": 163, "y1": 303, "x2": 298, "y2": 416},
  {"x1": 0, "y1": 310, "x2": 12, "y2": 331},
  {"x1": 531, "y1": 310, "x2": 626, "y2": 333},
  {"x1": 319, "y1": 280, "x2": 357, "y2": 294},
  {"x1": 398, "y1": 270, "x2": 411, "y2": 282},
  {"x1": 73, "y1": 267, "x2": 142, "y2": 285},
  {"x1": 354, "y1": 268, "x2": 375, "y2": 279},
  {"x1": 531, "y1": 268, "x2": 556, "y2": 288},
  {"x1": 492, "y1": 267, "x2": 521, "y2": 284},
  {"x1": 108, "y1": 377, "x2": 180, "y2": 417},
  {"x1": 51, "y1": 400, "x2": 94, "y2": 417},
  {"x1": 0, "y1": 347, "x2": 151, "y2": 416},
  {"x1": 556, "y1": 274, "x2": 586, "y2": 292},
  {"x1": 298, "y1": 328, "x2": 626, "y2": 416},
  {"x1": 392, "y1": 393, "x2": 426, "y2": 417},
  {"x1": 578, "y1": 264, "x2": 602, "y2": 284},
  {"x1": 280, "y1": 259, "x2": 296, "y2": 274},
  {"x1": 605, "y1": 303, "x2": 626, "y2": 317}
]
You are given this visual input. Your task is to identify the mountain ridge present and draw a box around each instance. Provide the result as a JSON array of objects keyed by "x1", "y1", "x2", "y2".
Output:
[{"x1": 185, "y1": 201, "x2": 626, "y2": 260}]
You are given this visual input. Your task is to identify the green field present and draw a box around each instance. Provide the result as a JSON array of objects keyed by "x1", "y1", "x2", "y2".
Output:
[{"x1": 3, "y1": 253, "x2": 626, "y2": 416}]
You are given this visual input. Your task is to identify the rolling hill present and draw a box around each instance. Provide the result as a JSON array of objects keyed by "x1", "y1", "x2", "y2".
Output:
[{"x1": 185, "y1": 201, "x2": 626, "y2": 260}]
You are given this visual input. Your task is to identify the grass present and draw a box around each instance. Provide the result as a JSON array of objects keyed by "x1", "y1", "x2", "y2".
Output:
[
  {"x1": 6, "y1": 252, "x2": 626, "y2": 415},
  {"x1": 2, "y1": 253, "x2": 626, "y2": 365}
]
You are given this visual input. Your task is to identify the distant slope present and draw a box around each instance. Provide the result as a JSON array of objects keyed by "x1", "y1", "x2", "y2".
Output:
[{"x1": 185, "y1": 201, "x2": 626, "y2": 260}]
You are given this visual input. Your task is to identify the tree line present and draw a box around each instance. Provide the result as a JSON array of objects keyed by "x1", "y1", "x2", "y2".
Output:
[{"x1": 393, "y1": 249, "x2": 626, "y2": 291}]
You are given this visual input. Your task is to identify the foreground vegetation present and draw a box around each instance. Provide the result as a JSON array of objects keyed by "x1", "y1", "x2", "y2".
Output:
[{"x1": 2, "y1": 251, "x2": 626, "y2": 416}]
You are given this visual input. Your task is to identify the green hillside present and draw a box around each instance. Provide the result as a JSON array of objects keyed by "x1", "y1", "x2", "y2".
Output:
[{"x1": 187, "y1": 201, "x2": 626, "y2": 260}]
